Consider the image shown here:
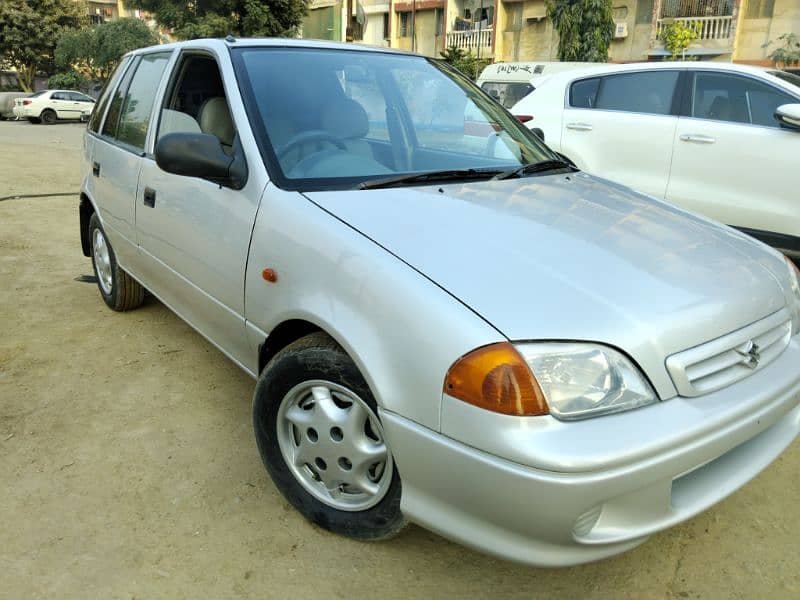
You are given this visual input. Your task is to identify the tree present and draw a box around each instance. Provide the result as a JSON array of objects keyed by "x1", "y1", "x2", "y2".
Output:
[
  {"x1": 131, "y1": 0, "x2": 310, "y2": 39},
  {"x1": 660, "y1": 20, "x2": 700, "y2": 60},
  {"x1": 48, "y1": 70, "x2": 87, "y2": 90},
  {"x1": 440, "y1": 45, "x2": 491, "y2": 81},
  {"x1": 764, "y1": 33, "x2": 800, "y2": 68},
  {"x1": 0, "y1": 0, "x2": 88, "y2": 91},
  {"x1": 55, "y1": 18, "x2": 160, "y2": 82},
  {"x1": 545, "y1": 0, "x2": 614, "y2": 62}
]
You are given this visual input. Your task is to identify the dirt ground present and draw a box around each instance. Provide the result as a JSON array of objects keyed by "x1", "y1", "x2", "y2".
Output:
[{"x1": 1, "y1": 119, "x2": 798, "y2": 599}]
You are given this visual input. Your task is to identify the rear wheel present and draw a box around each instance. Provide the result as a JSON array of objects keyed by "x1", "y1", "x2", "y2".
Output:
[
  {"x1": 253, "y1": 332, "x2": 405, "y2": 540},
  {"x1": 40, "y1": 110, "x2": 56, "y2": 125},
  {"x1": 89, "y1": 213, "x2": 145, "y2": 311}
]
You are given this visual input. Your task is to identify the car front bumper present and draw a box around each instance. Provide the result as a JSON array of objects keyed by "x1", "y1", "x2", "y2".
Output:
[{"x1": 381, "y1": 340, "x2": 800, "y2": 567}]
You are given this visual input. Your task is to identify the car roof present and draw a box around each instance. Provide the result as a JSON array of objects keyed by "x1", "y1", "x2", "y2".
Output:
[
  {"x1": 546, "y1": 61, "x2": 781, "y2": 81},
  {"x1": 126, "y1": 37, "x2": 417, "y2": 58}
]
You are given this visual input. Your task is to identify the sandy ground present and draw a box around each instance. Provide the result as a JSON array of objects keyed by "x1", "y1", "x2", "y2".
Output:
[{"x1": 0, "y1": 120, "x2": 799, "y2": 599}]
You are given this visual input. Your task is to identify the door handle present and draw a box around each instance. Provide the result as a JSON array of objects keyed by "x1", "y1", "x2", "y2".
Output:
[
  {"x1": 143, "y1": 187, "x2": 156, "y2": 208},
  {"x1": 92, "y1": 162, "x2": 100, "y2": 177},
  {"x1": 566, "y1": 122, "x2": 593, "y2": 131},
  {"x1": 679, "y1": 134, "x2": 715, "y2": 144}
]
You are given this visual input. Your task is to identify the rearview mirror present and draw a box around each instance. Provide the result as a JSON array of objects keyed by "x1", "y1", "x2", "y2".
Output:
[
  {"x1": 774, "y1": 104, "x2": 800, "y2": 130},
  {"x1": 155, "y1": 132, "x2": 247, "y2": 189}
]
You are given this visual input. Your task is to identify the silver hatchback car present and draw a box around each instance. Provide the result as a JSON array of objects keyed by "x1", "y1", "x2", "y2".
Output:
[{"x1": 79, "y1": 39, "x2": 800, "y2": 566}]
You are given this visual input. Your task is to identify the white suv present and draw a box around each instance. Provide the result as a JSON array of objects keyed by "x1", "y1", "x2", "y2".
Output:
[
  {"x1": 511, "y1": 62, "x2": 800, "y2": 259},
  {"x1": 13, "y1": 89, "x2": 96, "y2": 124}
]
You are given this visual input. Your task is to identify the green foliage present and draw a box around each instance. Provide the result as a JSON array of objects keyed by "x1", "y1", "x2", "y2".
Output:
[
  {"x1": 56, "y1": 18, "x2": 159, "y2": 81},
  {"x1": 131, "y1": 0, "x2": 310, "y2": 39},
  {"x1": 545, "y1": 0, "x2": 614, "y2": 62},
  {"x1": 0, "y1": 0, "x2": 88, "y2": 91},
  {"x1": 763, "y1": 33, "x2": 800, "y2": 68},
  {"x1": 660, "y1": 20, "x2": 701, "y2": 60},
  {"x1": 439, "y1": 44, "x2": 491, "y2": 81},
  {"x1": 48, "y1": 70, "x2": 87, "y2": 90}
]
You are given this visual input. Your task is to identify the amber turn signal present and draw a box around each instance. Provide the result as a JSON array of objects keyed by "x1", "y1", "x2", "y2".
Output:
[{"x1": 444, "y1": 342, "x2": 549, "y2": 416}]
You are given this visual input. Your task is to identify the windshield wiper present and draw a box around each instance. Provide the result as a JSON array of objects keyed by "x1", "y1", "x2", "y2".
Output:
[
  {"x1": 492, "y1": 159, "x2": 577, "y2": 181},
  {"x1": 358, "y1": 168, "x2": 503, "y2": 190}
]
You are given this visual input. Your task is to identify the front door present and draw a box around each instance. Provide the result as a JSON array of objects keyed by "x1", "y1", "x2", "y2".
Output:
[
  {"x1": 134, "y1": 51, "x2": 262, "y2": 370},
  {"x1": 667, "y1": 70, "x2": 800, "y2": 247}
]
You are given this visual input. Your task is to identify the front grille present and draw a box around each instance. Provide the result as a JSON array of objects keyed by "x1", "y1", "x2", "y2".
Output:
[{"x1": 666, "y1": 309, "x2": 792, "y2": 397}]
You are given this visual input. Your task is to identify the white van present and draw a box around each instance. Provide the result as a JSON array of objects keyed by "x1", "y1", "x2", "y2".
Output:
[{"x1": 477, "y1": 62, "x2": 598, "y2": 109}]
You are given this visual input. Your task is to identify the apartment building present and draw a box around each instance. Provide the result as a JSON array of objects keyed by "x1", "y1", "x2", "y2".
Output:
[
  {"x1": 303, "y1": 1, "x2": 391, "y2": 47},
  {"x1": 377, "y1": 1, "x2": 799, "y2": 65}
]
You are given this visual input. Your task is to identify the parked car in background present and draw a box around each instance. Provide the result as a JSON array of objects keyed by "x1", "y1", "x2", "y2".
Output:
[
  {"x1": 0, "y1": 92, "x2": 30, "y2": 120},
  {"x1": 80, "y1": 39, "x2": 800, "y2": 567},
  {"x1": 13, "y1": 90, "x2": 95, "y2": 124},
  {"x1": 476, "y1": 61, "x2": 601, "y2": 109},
  {"x1": 511, "y1": 62, "x2": 800, "y2": 259}
]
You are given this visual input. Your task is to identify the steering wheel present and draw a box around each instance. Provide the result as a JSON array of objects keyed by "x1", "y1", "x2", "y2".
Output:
[{"x1": 276, "y1": 130, "x2": 347, "y2": 159}]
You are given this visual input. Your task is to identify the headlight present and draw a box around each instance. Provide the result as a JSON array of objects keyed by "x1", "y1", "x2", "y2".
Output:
[
  {"x1": 443, "y1": 341, "x2": 656, "y2": 420},
  {"x1": 515, "y1": 343, "x2": 657, "y2": 420},
  {"x1": 786, "y1": 257, "x2": 800, "y2": 336}
]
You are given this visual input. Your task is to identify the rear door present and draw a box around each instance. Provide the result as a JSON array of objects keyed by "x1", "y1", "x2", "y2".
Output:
[
  {"x1": 49, "y1": 92, "x2": 74, "y2": 119},
  {"x1": 68, "y1": 92, "x2": 95, "y2": 119},
  {"x1": 560, "y1": 69, "x2": 683, "y2": 198},
  {"x1": 90, "y1": 51, "x2": 172, "y2": 267},
  {"x1": 667, "y1": 70, "x2": 800, "y2": 245}
]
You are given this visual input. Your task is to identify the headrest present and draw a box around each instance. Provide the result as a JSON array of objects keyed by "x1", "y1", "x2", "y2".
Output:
[
  {"x1": 199, "y1": 97, "x2": 235, "y2": 146},
  {"x1": 321, "y1": 98, "x2": 369, "y2": 140}
]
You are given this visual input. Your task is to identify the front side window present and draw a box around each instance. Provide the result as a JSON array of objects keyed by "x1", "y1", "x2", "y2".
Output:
[
  {"x1": 234, "y1": 48, "x2": 553, "y2": 191},
  {"x1": 690, "y1": 71, "x2": 798, "y2": 127},
  {"x1": 116, "y1": 52, "x2": 172, "y2": 149},
  {"x1": 569, "y1": 71, "x2": 679, "y2": 115}
]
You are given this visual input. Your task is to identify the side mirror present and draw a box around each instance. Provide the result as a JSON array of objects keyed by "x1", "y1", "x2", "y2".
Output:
[
  {"x1": 155, "y1": 132, "x2": 247, "y2": 189},
  {"x1": 774, "y1": 103, "x2": 800, "y2": 130},
  {"x1": 531, "y1": 127, "x2": 545, "y2": 142}
]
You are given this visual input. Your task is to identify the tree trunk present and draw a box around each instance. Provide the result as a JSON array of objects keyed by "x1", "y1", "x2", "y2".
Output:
[{"x1": 15, "y1": 66, "x2": 35, "y2": 92}]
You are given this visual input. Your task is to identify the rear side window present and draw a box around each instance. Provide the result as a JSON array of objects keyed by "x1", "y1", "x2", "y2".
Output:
[
  {"x1": 89, "y1": 56, "x2": 131, "y2": 134},
  {"x1": 115, "y1": 52, "x2": 172, "y2": 149},
  {"x1": 480, "y1": 82, "x2": 534, "y2": 108},
  {"x1": 101, "y1": 59, "x2": 137, "y2": 137},
  {"x1": 51, "y1": 92, "x2": 68, "y2": 100},
  {"x1": 569, "y1": 71, "x2": 679, "y2": 116}
]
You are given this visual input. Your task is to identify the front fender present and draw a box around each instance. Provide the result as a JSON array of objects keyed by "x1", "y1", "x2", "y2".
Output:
[{"x1": 244, "y1": 184, "x2": 504, "y2": 431}]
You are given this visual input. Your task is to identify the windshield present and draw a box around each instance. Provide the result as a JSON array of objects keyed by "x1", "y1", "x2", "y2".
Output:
[
  {"x1": 232, "y1": 47, "x2": 554, "y2": 191},
  {"x1": 769, "y1": 70, "x2": 800, "y2": 92}
]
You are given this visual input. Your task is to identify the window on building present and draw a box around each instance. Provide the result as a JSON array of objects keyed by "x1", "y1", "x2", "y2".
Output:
[
  {"x1": 435, "y1": 8, "x2": 445, "y2": 37},
  {"x1": 382, "y1": 12, "x2": 390, "y2": 40},
  {"x1": 399, "y1": 12, "x2": 410, "y2": 37},
  {"x1": 745, "y1": 0, "x2": 774, "y2": 19},
  {"x1": 661, "y1": 0, "x2": 733, "y2": 18},
  {"x1": 635, "y1": 0, "x2": 654, "y2": 24},
  {"x1": 689, "y1": 71, "x2": 797, "y2": 127},
  {"x1": 505, "y1": 3, "x2": 523, "y2": 32}
]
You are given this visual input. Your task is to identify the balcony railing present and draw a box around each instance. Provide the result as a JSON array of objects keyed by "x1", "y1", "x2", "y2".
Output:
[
  {"x1": 445, "y1": 29, "x2": 492, "y2": 52},
  {"x1": 657, "y1": 15, "x2": 733, "y2": 41}
]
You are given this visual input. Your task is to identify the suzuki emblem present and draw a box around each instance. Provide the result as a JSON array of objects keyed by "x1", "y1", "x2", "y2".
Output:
[{"x1": 735, "y1": 340, "x2": 760, "y2": 369}]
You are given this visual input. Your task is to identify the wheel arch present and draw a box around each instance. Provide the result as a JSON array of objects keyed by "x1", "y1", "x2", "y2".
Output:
[
  {"x1": 258, "y1": 318, "x2": 324, "y2": 374},
  {"x1": 79, "y1": 193, "x2": 97, "y2": 257}
]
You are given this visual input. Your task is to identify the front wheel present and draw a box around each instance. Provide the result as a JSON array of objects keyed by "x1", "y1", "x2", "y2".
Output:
[
  {"x1": 89, "y1": 213, "x2": 145, "y2": 311},
  {"x1": 253, "y1": 332, "x2": 405, "y2": 540}
]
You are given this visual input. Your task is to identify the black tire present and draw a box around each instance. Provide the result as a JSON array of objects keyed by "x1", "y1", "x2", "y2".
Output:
[
  {"x1": 88, "y1": 213, "x2": 145, "y2": 311},
  {"x1": 40, "y1": 109, "x2": 56, "y2": 125},
  {"x1": 28, "y1": 117, "x2": 40, "y2": 124},
  {"x1": 253, "y1": 332, "x2": 406, "y2": 541}
]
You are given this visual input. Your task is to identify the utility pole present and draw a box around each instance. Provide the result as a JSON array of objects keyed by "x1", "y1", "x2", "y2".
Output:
[{"x1": 412, "y1": 0, "x2": 417, "y2": 52}]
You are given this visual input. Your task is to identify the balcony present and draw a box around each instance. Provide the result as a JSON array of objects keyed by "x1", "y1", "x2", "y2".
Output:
[
  {"x1": 652, "y1": 15, "x2": 734, "y2": 57},
  {"x1": 445, "y1": 28, "x2": 492, "y2": 53}
]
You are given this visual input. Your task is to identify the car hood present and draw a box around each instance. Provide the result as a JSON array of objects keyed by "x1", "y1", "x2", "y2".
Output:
[{"x1": 306, "y1": 173, "x2": 789, "y2": 398}]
